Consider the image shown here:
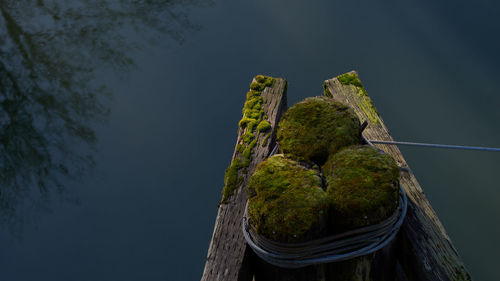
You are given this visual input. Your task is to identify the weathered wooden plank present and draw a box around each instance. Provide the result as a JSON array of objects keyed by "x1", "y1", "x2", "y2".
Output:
[
  {"x1": 323, "y1": 71, "x2": 472, "y2": 281},
  {"x1": 202, "y1": 77, "x2": 287, "y2": 281}
]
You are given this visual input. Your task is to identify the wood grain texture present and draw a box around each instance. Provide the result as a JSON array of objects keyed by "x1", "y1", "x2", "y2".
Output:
[
  {"x1": 201, "y1": 78, "x2": 288, "y2": 281},
  {"x1": 324, "y1": 71, "x2": 472, "y2": 281}
]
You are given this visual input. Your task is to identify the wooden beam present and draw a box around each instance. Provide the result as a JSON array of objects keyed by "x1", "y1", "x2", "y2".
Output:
[
  {"x1": 201, "y1": 77, "x2": 288, "y2": 281},
  {"x1": 323, "y1": 71, "x2": 472, "y2": 281}
]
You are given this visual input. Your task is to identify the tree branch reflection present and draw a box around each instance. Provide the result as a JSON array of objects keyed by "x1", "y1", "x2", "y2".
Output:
[{"x1": 0, "y1": 0, "x2": 212, "y2": 233}]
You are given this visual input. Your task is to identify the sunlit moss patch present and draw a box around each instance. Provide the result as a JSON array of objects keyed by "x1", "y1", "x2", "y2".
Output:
[
  {"x1": 221, "y1": 75, "x2": 276, "y2": 202},
  {"x1": 257, "y1": 120, "x2": 271, "y2": 133}
]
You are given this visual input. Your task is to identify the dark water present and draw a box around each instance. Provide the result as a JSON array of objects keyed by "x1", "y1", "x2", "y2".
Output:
[{"x1": 0, "y1": 0, "x2": 499, "y2": 280}]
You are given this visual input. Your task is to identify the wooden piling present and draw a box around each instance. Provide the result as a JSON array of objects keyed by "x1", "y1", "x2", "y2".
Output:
[
  {"x1": 323, "y1": 71, "x2": 472, "y2": 281},
  {"x1": 202, "y1": 71, "x2": 472, "y2": 281},
  {"x1": 201, "y1": 76, "x2": 288, "y2": 281}
]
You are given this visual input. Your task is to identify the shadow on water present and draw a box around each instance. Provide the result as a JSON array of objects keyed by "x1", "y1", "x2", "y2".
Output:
[{"x1": 0, "y1": 0, "x2": 212, "y2": 235}]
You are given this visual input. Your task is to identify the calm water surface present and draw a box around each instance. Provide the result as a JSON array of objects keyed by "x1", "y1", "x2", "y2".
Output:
[{"x1": 0, "y1": 0, "x2": 499, "y2": 280}]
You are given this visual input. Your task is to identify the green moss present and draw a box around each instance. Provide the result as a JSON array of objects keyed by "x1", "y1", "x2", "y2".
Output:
[
  {"x1": 222, "y1": 159, "x2": 243, "y2": 202},
  {"x1": 337, "y1": 72, "x2": 364, "y2": 88},
  {"x1": 323, "y1": 145, "x2": 400, "y2": 231},
  {"x1": 236, "y1": 144, "x2": 245, "y2": 153},
  {"x1": 255, "y1": 75, "x2": 275, "y2": 87},
  {"x1": 250, "y1": 82, "x2": 264, "y2": 91},
  {"x1": 242, "y1": 131, "x2": 254, "y2": 144},
  {"x1": 242, "y1": 97, "x2": 263, "y2": 119},
  {"x1": 323, "y1": 82, "x2": 333, "y2": 98},
  {"x1": 336, "y1": 72, "x2": 380, "y2": 124},
  {"x1": 257, "y1": 120, "x2": 271, "y2": 133},
  {"x1": 241, "y1": 117, "x2": 259, "y2": 144},
  {"x1": 222, "y1": 75, "x2": 277, "y2": 202},
  {"x1": 262, "y1": 134, "x2": 270, "y2": 147},
  {"x1": 246, "y1": 119, "x2": 259, "y2": 133},
  {"x1": 453, "y1": 266, "x2": 472, "y2": 281},
  {"x1": 356, "y1": 87, "x2": 380, "y2": 125},
  {"x1": 255, "y1": 75, "x2": 266, "y2": 83},
  {"x1": 238, "y1": 117, "x2": 256, "y2": 128},
  {"x1": 250, "y1": 75, "x2": 275, "y2": 91},
  {"x1": 242, "y1": 139, "x2": 257, "y2": 167},
  {"x1": 277, "y1": 96, "x2": 361, "y2": 165},
  {"x1": 247, "y1": 155, "x2": 329, "y2": 243},
  {"x1": 246, "y1": 90, "x2": 260, "y2": 99},
  {"x1": 244, "y1": 96, "x2": 260, "y2": 109}
]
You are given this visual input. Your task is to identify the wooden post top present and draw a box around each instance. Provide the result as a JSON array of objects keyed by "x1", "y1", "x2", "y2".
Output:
[
  {"x1": 202, "y1": 72, "x2": 472, "y2": 281},
  {"x1": 324, "y1": 71, "x2": 472, "y2": 281},
  {"x1": 202, "y1": 76, "x2": 288, "y2": 281}
]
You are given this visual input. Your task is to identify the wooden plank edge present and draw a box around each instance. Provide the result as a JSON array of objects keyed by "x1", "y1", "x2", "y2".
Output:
[
  {"x1": 201, "y1": 76, "x2": 288, "y2": 281},
  {"x1": 324, "y1": 71, "x2": 472, "y2": 281}
]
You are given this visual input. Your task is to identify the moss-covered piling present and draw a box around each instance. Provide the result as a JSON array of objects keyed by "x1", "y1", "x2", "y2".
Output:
[
  {"x1": 206, "y1": 72, "x2": 470, "y2": 281},
  {"x1": 276, "y1": 96, "x2": 361, "y2": 166},
  {"x1": 323, "y1": 145, "x2": 400, "y2": 231},
  {"x1": 247, "y1": 94, "x2": 401, "y2": 281},
  {"x1": 247, "y1": 155, "x2": 329, "y2": 243},
  {"x1": 248, "y1": 96, "x2": 400, "y2": 239}
]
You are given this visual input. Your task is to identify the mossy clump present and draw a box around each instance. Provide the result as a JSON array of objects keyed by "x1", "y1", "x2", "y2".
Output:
[
  {"x1": 238, "y1": 117, "x2": 255, "y2": 128},
  {"x1": 247, "y1": 155, "x2": 329, "y2": 243},
  {"x1": 242, "y1": 139, "x2": 257, "y2": 167},
  {"x1": 323, "y1": 146, "x2": 400, "y2": 231},
  {"x1": 276, "y1": 96, "x2": 361, "y2": 165},
  {"x1": 261, "y1": 134, "x2": 270, "y2": 147},
  {"x1": 242, "y1": 91, "x2": 263, "y2": 121},
  {"x1": 222, "y1": 159, "x2": 243, "y2": 201},
  {"x1": 337, "y1": 72, "x2": 364, "y2": 88},
  {"x1": 257, "y1": 120, "x2": 271, "y2": 132},
  {"x1": 336, "y1": 72, "x2": 380, "y2": 125},
  {"x1": 250, "y1": 75, "x2": 274, "y2": 92},
  {"x1": 255, "y1": 75, "x2": 275, "y2": 87}
]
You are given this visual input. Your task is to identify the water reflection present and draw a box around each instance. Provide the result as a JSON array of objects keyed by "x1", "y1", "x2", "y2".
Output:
[{"x1": 0, "y1": 0, "x2": 210, "y2": 232}]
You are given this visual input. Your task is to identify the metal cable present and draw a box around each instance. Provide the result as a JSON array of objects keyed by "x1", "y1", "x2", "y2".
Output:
[{"x1": 369, "y1": 140, "x2": 500, "y2": 152}]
